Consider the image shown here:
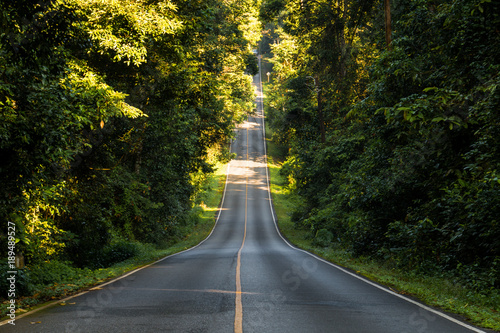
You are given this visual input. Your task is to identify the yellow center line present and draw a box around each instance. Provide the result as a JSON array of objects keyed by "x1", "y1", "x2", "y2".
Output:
[{"x1": 234, "y1": 124, "x2": 249, "y2": 333}]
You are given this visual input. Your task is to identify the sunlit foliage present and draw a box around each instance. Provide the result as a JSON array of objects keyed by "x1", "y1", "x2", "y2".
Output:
[{"x1": 1, "y1": 0, "x2": 261, "y2": 276}]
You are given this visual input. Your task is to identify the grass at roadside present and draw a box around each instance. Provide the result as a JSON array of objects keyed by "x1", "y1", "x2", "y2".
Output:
[
  {"x1": 264, "y1": 125, "x2": 500, "y2": 332},
  {"x1": 1, "y1": 163, "x2": 228, "y2": 321}
]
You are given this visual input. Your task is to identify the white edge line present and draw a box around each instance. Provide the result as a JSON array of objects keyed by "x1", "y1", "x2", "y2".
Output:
[
  {"x1": 0, "y1": 161, "x2": 233, "y2": 327},
  {"x1": 257, "y1": 57, "x2": 487, "y2": 333}
]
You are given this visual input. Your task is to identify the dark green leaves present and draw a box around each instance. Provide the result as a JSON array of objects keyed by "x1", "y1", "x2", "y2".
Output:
[{"x1": 264, "y1": 0, "x2": 500, "y2": 292}]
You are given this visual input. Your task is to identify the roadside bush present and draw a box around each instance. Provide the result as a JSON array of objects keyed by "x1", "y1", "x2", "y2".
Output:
[
  {"x1": 29, "y1": 260, "x2": 89, "y2": 286},
  {"x1": 0, "y1": 263, "x2": 32, "y2": 297},
  {"x1": 456, "y1": 258, "x2": 500, "y2": 296},
  {"x1": 313, "y1": 229, "x2": 333, "y2": 247},
  {"x1": 102, "y1": 241, "x2": 141, "y2": 267}
]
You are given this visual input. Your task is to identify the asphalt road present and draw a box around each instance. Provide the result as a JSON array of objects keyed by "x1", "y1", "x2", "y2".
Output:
[{"x1": 0, "y1": 61, "x2": 491, "y2": 333}]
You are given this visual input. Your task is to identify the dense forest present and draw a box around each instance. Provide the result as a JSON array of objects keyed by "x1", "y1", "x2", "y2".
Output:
[
  {"x1": 1, "y1": 0, "x2": 260, "y2": 291},
  {"x1": 1, "y1": 0, "x2": 499, "y2": 307},
  {"x1": 262, "y1": 0, "x2": 499, "y2": 294}
]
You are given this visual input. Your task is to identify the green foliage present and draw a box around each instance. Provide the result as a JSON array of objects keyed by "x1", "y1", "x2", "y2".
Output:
[
  {"x1": 77, "y1": 0, "x2": 181, "y2": 66},
  {"x1": 260, "y1": 0, "x2": 285, "y2": 23},
  {"x1": 1, "y1": 0, "x2": 260, "y2": 282},
  {"x1": 265, "y1": 0, "x2": 500, "y2": 295},
  {"x1": 0, "y1": 263, "x2": 32, "y2": 297},
  {"x1": 28, "y1": 260, "x2": 89, "y2": 287},
  {"x1": 313, "y1": 229, "x2": 333, "y2": 247},
  {"x1": 102, "y1": 241, "x2": 141, "y2": 268},
  {"x1": 245, "y1": 52, "x2": 260, "y2": 76},
  {"x1": 267, "y1": 125, "x2": 500, "y2": 331}
]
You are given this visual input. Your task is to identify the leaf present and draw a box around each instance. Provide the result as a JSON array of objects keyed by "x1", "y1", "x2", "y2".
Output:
[{"x1": 121, "y1": 102, "x2": 146, "y2": 118}]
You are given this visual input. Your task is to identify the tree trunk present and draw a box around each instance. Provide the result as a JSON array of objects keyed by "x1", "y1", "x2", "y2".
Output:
[
  {"x1": 385, "y1": 0, "x2": 392, "y2": 49},
  {"x1": 316, "y1": 75, "x2": 326, "y2": 144}
]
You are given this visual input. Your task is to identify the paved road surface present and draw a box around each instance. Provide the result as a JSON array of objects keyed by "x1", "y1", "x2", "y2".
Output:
[{"x1": 0, "y1": 60, "x2": 490, "y2": 333}]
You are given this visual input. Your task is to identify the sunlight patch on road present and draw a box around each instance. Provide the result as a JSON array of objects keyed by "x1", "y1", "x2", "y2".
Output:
[{"x1": 238, "y1": 120, "x2": 260, "y2": 129}]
